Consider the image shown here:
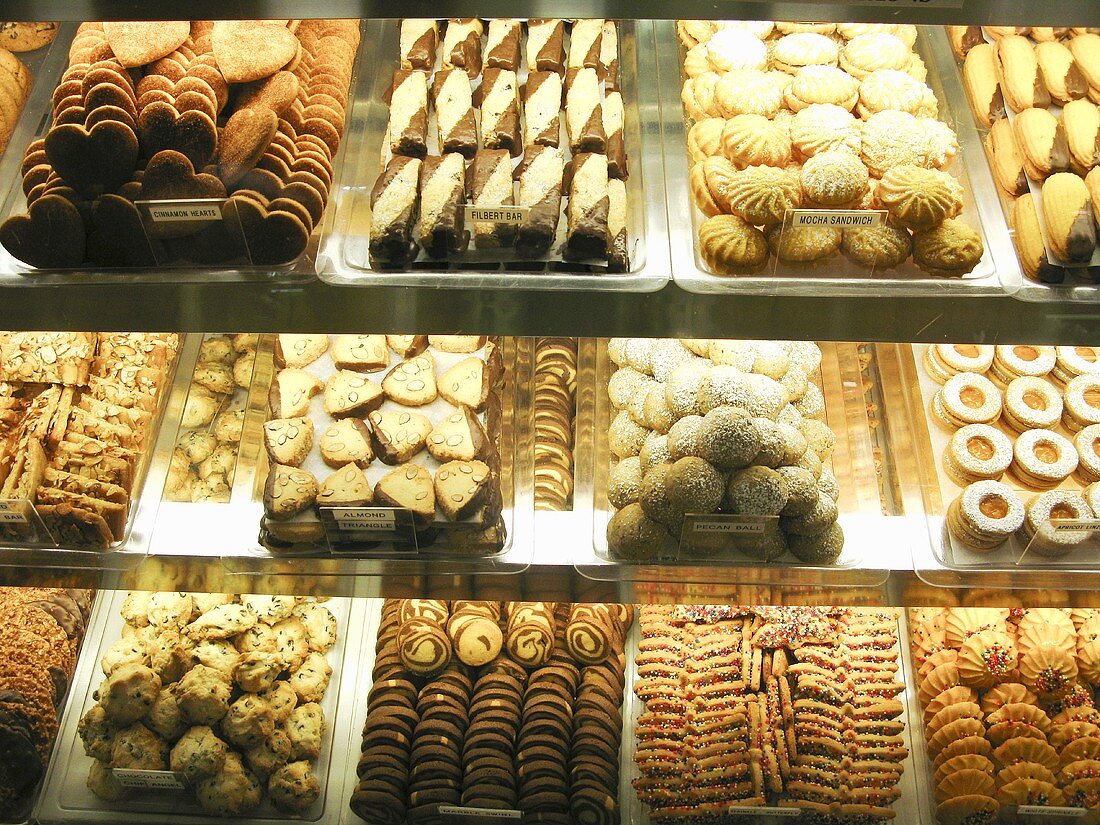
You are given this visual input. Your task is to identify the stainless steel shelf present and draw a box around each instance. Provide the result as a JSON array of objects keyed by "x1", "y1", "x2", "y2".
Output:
[{"x1": 0, "y1": 3, "x2": 1091, "y2": 26}]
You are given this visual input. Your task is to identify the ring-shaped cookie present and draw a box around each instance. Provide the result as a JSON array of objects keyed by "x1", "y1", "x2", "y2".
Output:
[
  {"x1": 1011, "y1": 428, "x2": 1079, "y2": 489},
  {"x1": 926, "y1": 343, "x2": 994, "y2": 382},
  {"x1": 945, "y1": 423, "x2": 1014, "y2": 485},
  {"x1": 1003, "y1": 376, "x2": 1063, "y2": 432},
  {"x1": 1085, "y1": 482, "x2": 1100, "y2": 516},
  {"x1": 1021, "y1": 490, "x2": 1095, "y2": 557},
  {"x1": 1075, "y1": 424, "x2": 1100, "y2": 484},
  {"x1": 1054, "y1": 345, "x2": 1100, "y2": 385},
  {"x1": 1064, "y1": 375, "x2": 1100, "y2": 432},
  {"x1": 992, "y1": 344, "x2": 1056, "y2": 385},
  {"x1": 938, "y1": 372, "x2": 1002, "y2": 427},
  {"x1": 950, "y1": 480, "x2": 1025, "y2": 550}
]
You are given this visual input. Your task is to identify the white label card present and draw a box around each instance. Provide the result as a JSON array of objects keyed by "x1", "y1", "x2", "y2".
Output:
[
  {"x1": 0, "y1": 501, "x2": 28, "y2": 525},
  {"x1": 112, "y1": 769, "x2": 189, "y2": 791},
  {"x1": 330, "y1": 507, "x2": 397, "y2": 531},
  {"x1": 691, "y1": 516, "x2": 768, "y2": 535},
  {"x1": 1051, "y1": 519, "x2": 1100, "y2": 533},
  {"x1": 438, "y1": 806, "x2": 522, "y2": 821},
  {"x1": 788, "y1": 209, "x2": 887, "y2": 229},
  {"x1": 728, "y1": 806, "x2": 801, "y2": 817},
  {"x1": 1018, "y1": 806, "x2": 1087, "y2": 817},
  {"x1": 464, "y1": 205, "x2": 530, "y2": 224}
]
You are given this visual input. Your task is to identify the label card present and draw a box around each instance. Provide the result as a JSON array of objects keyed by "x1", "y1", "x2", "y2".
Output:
[
  {"x1": 678, "y1": 514, "x2": 779, "y2": 562},
  {"x1": 0, "y1": 500, "x2": 29, "y2": 525},
  {"x1": 329, "y1": 507, "x2": 397, "y2": 531},
  {"x1": 318, "y1": 505, "x2": 419, "y2": 554},
  {"x1": 1051, "y1": 519, "x2": 1100, "y2": 533},
  {"x1": 1017, "y1": 806, "x2": 1087, "y2": 818},
  {"x1": 728, "y1": 806, "x2": 801, "y2": 817},
  {"x1": 137, "y1": 199, "x2": 225, "y2": 224},
  {"x1": 464, "y1": 205, "x2": 530, "y2": 224},
  {"x1": 691, "y1": 516, "x2": 768, "y2": 536},
  {"x1": 112, "y1": 769, "x2": 189, "y2": 791},
  {"x1": 788, "y1": 209, "x2": 887, "y2": 229},
  {"x1": 439, "y1": 806, "x2": 522, "y2": 822}
]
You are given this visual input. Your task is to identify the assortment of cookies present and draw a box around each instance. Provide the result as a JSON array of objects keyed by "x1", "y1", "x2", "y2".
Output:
[
  {"x1": 951, "y1": 26, "x2": 1100, "y2": 282},
  {"x1": 0, "y1": 332, "x2": 177, "y2": 548},
  {"x1": 369, "y1": 18, "x2": 630, "y2": 272},
  {"x1": 350, "y1": 598, "x2": 631, "y2": 823},
  {"x1": 681, "y1": 20, "x2": 985, "y2": 279},
  {"x1": 0, "y1": 585, "x2": 92, "y2": 817},
  {"x1": 919, "y1": 343, "x2": 1100, "y2": 559},
  {"x1": 603, "y1": 337, "x2": 845, "y2": 565},
  {"x1": 79, "y1": 591, "x2": 339, "y2": 815},
  {"x1": 910, "y1": 605, "x2": 1100, "y2": 820},
  {"x1": 261, "y1": 334, "x2": 507, "y2": 553},
  {"x1": 0, "y1": 20, "x2": 358, "y2": 270},
  {"x1": 165, "y1": 333, "x2": 255, "y2": 503},
  {"x1": 0, "y1": 23, "x2": 56, "y2": 155},
  {"x1": 534, "y1": 337, "x2": 576, "y2": 510},
  {"x1": 635, "y1": 604, "x2": 908, "y2": 818}
]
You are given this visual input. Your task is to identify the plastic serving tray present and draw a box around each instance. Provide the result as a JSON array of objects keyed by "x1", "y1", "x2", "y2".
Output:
[
  {"x1": 317, "y1": 19, "x2": 670, "y2": 293},
  {"x1": 661, "y1": 22, "x2": 1020, "y2": 298},
  {"x1": 574, "y1": 338, "x2": 888, "y2": 587},
  {"x1": 36, "y1": 591, "x2": 367, "y2": 825}
]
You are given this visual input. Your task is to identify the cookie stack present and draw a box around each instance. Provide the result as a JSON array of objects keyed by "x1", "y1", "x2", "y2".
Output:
[
  {"x1": 633, "y1": 604, "x2": 907, "y2": 818},
  {"x1": 350, "y1": 598, "x2": 631, "y2": 823},
  {"x1": 0, "y1": 20, "x2": 358, "y2": 270},
  {"x1": 79, "y1": 592, "x2": 338, "y2": 815},
  {"x1": 0, "y1": 586, "x2": 92, "y2": 817},
  {"x1": 951, "y1": 26, "x2": 1100, "y2": 282},
  {"x1": 681, "y1": 20, "x2": 984, "y2": 279},
  {"x1": 910, "y1": 606, "x2": 1100, "y2": 821},
  {"x1": 369, "y1": 18, "x2": 629, "y2": 272},
  {"x1": 534, "y1": 337, "x2": 577, "y2": 511},
  {"x1": 261, "y1": 334, "x2": 507, "y2": 553},
  {"x1": 0, "y1": 332, "x2": 178, "y2": 548},
  {"x1": 0, "y1": 23, "x2": 56, "y2": 154},
  {"x1": 604, "y1": 338, "x2": 844, "y2": 565},
  {"x1": 166, "y1": 333, "x2": 256, "y2": 503}
]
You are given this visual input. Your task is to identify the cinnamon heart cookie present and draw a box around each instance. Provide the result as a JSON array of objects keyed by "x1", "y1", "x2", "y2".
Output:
[
  {"x1": 218, "y1": 108, "x2": 279, "y2": 187},
  {"x1": 0, "y1": 193, "x2": 86, "y2": 268},
  {"x1": 226, "y1": 194, "x2": 311, "y2": 266},
  {"x1": 212, "y1": 21, "x2": 300, "y2": 84},
  {"x1": 139, "y1": 150, "x2": 226, "y2": 238},
  {"x1": 103, "y1": 21, "x2": 191, "y2": 68},
  {"x1": 44, "y1": 120, "x2": 138, "y2": 198}
]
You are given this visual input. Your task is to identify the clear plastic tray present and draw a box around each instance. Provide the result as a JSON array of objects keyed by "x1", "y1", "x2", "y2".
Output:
[
  {"x1": 662, "y1": 22, "x2": 1020, "y2": 298},
  {"x1": 0, "y1": 22, "x2": 362, "y2": 284},
  {"x1": 36, "y1": 590, "x2": 365, "y2": 825},
  {"x1": 219, "y1": 335, "x2": 534, "y2": 577},
  {"x1": 574, "y1": 338, "x2": 888, "y2": 587},
  {"x1": 889, "y1": 343, "x2": 1100, "y2": 588},
  {"x1": 317, "y1": 19, "x2": 670, "y2": 293}
]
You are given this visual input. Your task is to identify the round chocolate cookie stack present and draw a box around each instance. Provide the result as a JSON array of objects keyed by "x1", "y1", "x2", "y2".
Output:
[
  {"x1": 351, "y1": 598, "x2": 632, "y2": 824},
  {"x1": 0, "y1": 586, "x2": 93, "y2": 816},
  {"x1": 534, "y1": 338, "x2": 578, "y2": 512}
]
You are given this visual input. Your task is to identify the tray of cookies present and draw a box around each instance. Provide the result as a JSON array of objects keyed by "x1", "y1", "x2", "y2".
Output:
[
  {"x1": 949, "y1": 26, "x2": 1100, "y2": 299},
  {"x1": 0, "y1": 20, "x2": 361, "y2": 279},
  {"x1": 575, "y1": 337, "x2": 885, "y2": 585},
  {"x1": 664, "y1": 21, "x2": 1018, "y2": 297},
  {"x1": 904, "y1": 605, "x2": 1100, "y2": 824},
  {"x1": 0, "y1": 332, "x2": 190, "y2": 564},
  {"x1": 886, "y1": 342, "x2": 1100, "y2": 583},
  {"x1": 317, "y1": 18, "x2": 669, "y2": 292},
  {"x1": 242, "y1": 334, "x2": 531, "y2": 562},
  {"x1": 628, "y1": 604, "x2": 922, "y2": 822},
  {"x1": 345, "y1": 598, "x2": 632, "y2": 825},
  {"x1": 37, "y1": 590, "x2": 363, "y2": 825}
]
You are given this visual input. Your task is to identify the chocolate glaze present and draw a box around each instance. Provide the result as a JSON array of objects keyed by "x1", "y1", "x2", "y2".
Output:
[
  {"x1": 485, "y1": 19, "x2": 521, "y2": 71},
  {"x1": 401, "y1": 22, "x2": 437, "y2": 71},
  {"x1": 569, "y1": 19, "x2": 603, "y2": 70},
  {"x1": 480, "y1": 68, "x2": 521, "y2": 157},
  {"x1": 445, "y1": 19, "x2": 483, "y2": 78},
  {"x1": 389, "y1": 69, "x2": 428, "y2": 159},
  {"x1": 524, "y1": 72, "x2": 562, "y2": 148},
  {"x1": 370, "y1": 155, "x2": 420, "y2": 265},
  {"x1": 419, "y1": 154, "x2": 468, "y2": 258},
  {"x1": 528, "y1": 19, "x2": 565, "y2": 74},
  {"x1": 433, "y1": 70, "x2": 478, "y2": 158},
  {"x1": 515, "y1": 145, "x2": 563, "y2": 258}
]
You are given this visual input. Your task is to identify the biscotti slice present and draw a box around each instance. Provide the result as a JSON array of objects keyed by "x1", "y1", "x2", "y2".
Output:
[
  {"x1": 995, "y1": 35, "x2": 1051, "y2": 111},
  {"x1": 604, "y1": 90, "x2": 627, "y2": 180},
  {"x1": 87, "y1": 375, "x2": 157, "y2": 413},
  {"x1": 479, "y1": 68, "x2": 521, "y2": 156},
  {"x1": 264, "y1": 463, "x2": 318, "y2": 520},
  {"x1": 68, "y1": 406, "x2": 137, "y2": 449},
  {"x1": 35, "y1": 486, "x2": 126, "y2": 540},
  {"x1": 332, "y1": 334, "x2": 389, "y2": 373},
  {"x1": 382, "y1": 354, "x2": 438, "y2": 406},
  {"x1": 429, "y1": 335, "x2": 486, "y2": 353},
  {"x1": 386, "y1": 335, "x2": 429, "y2": 358},
  {"x1": 1013, "y1": 107, "x2": 1070, "y2": 181},
  {"x1": 986, "y1": 117, "x2": 1028, "y2": 197},
  {"x1": 317, "y1": 463, "x2": 373, "y2": 507},
  {"x1": 400, "y1": 19, "x2": 438, "y2": 70},
  {"x1": 524, "y1": 71, "x2": 563, "y2": 148},
  {"x1": 1012, "y1": 192, "x2": 1064, "y2": 283},
  {"x1": 516, "y1": 144, "x2": 564, "y2": 258},
  {"x1": 485, "y1": 19, "x2": 521, "y2": 70},
  {"x1": 963, "y1": 43, "x2": 1005, "y2": 129},
  {"x1": 264, "y1": 417, "x2": 314, "y2": 466},
  {"x1": 42, "y1": 466, "x2": 128, "y2": 505},
  {"x1": 1063, "y1": 98, "x2": 1100, "y2": 176},
  {"x1": 438, "y1": 356, "x2": 492, "y2": 411},
  {"x1": 435, "y1": 459, "x2": 492, "y2": 520},
  {"x1": 368, "y1": 410, "x2": 432, "y2": 464},
  {"x1": 1036, "y1": 40, "x2": 1089, "y2": 104},
  {"x1": 467, "y1": 149, "x2": 517, "y2": 249},
  {"x1": 608, "y1": 177, "x2": 630, "y2": 273},
  {"x1": 565, "y1": 67, "x2": 606, "y2": 153},
  {"x1": 35, "y1": 503, "x2": 113, "y2": 547},
  {"x1": 319, "y1": 418, "x2": 374, "y2": 468},
  {"x1": 417, "y1": 153, "x2": 468, "y2": 258},
  {"x1": 569, "y1": 19, "x2": 604, "y2": 70},
  {"x1": 269, "y1": 367, "x2": 323, "y2": 418},
  {"x1": 370, "y1": 155, "x2": 421, "y2": 266},
  {"x1": 76, "y1": 395, "x2": 150, "y2": 435},
  {"x1": 432, "y1": 69, "x2": 477, "y2": 158},
  {"x1": 427, "y1": 405, "x2": 490, "y2": 462},
  {"x1": 442, "y1": 18, "x2": 483, "y2": 77},
  {"x1": 388, "y1": 69, "x2": 428, "y2": 158},
  {"x1": 1042, "y1": 171, "x2": 1097, "y2": 263},
  {"x1": 599, "y1": 20, "x2": 619, "y2": 85},
  {"x1": 324, "y1": 370, "x2": 385, "y2": 418},
  {"x1": 566, "y1": 152, "x2": 610, "y2": 260},
  {"x1": 374, "y1": 464, "x2": 436, "y2": 526},
  {"x1": 275, "y1": 334, "x2": 329, "y2": 368},
  {"x1": 1, "y1": 437, "x2": 45, "y2": 501},
  {"x1": 527, "y1": 19, "x2": 565, "y2": 73}
]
